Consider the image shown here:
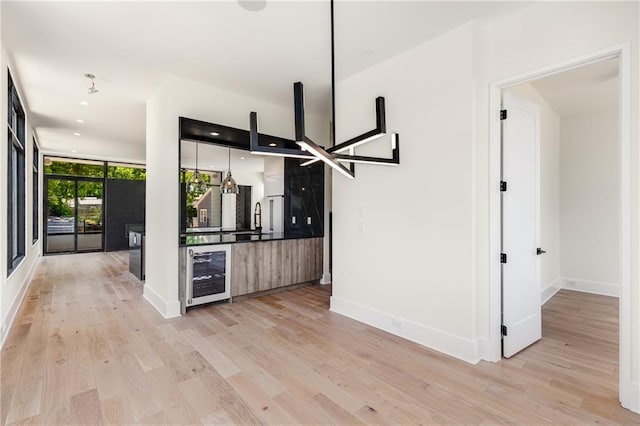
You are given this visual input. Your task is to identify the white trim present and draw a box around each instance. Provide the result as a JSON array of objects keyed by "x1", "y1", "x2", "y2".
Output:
[
  {"x1": 488, "y1": 43, "x2": 635, "y2": 411},
  {"x1": 615, "y1": 42, "x2": 637, "y2": 414},
  {"x1": 1, "y1": 255, "x2": 41, "y2": 348},
  {"x1": 541, "y1": 278, "x2": 562, "y2": 305},
  {"x1": 143, "y1": 285, "x2": 181, "y2": 319},
  {"x1": 476, "y1": 337, "x2": 493, "y2": 362},
  {"x1": 622, "y1": 382, "x2": 640, "y2": 413},
  {"x1": 560, "y1": 278, "x2": 619, "y2": 298},
  {"x1": 319, "y1": 272, "x2": 331, "y2": 285},
  {"x1": 331, "y1": 296, "x2": 482, "y2": 364},
  {"x1": 540, "y1": 277, "x2": 619, "y2": 303},
  {"x1": 41, "y1": 149, "x2": 145, "y2": 166}
]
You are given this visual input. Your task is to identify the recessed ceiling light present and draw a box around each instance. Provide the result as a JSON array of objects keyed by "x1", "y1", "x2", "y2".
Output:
[
  {"x1": 80, "y1": 101, "x2": 89, "y2": 106},
  {"x1": 76, "y1": 119, "x2": 84, "y2": 123},
  {"x1": 73, "y1": 132, "x2": 81, "y2": 136},
  {"x1": 238, "y1": 0, "x2": 267, "y2": 12},
  {"x1": 210, "y1": 132, "x2": 220, "y2": 136},
  {"x1": 71, "y1": 150, "x2": 78, "y2": 153},
  {"x1": 209, "y1": 165, "x2": 215, "y2": 168},
  {"x1": 240, "y1": 156, "x2": 245, "y2": 160},
  {"x1": 269, "y1": 143, "x2": 277, "y2": 147}
]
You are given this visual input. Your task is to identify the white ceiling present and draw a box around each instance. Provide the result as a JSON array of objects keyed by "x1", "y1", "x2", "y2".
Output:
[
  {"x1": 1, "y1": 1, "x2": 527, "y2": 161},
  {"x1": 530, "y1": 58, "x2": 619, "y2": 116}
]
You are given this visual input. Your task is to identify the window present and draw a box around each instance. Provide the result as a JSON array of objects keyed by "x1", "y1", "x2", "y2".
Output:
[
  {"x1": 7, "y1": 71, "x2": 26, "y2": 275},
  {"x1": 107, "y1": 162, "x2": 146, "y2": 180},
  {"x1": 33, "y1": 141, "x2": 39, "y2": 243},
  {"x1": 199, "y1": 209, "x2": 208, "y2": 223},
  {"x1": 43, "y1": 157, "x2": 104, "y2": 177}
]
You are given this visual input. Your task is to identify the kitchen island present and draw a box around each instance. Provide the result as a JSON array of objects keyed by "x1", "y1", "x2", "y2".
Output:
[
  {"x1": 180, "y1": 232, "x2": 322, "y2": 313},
  {"x1": 177, "y1": 117, "x2": 325, "y2": 314}
]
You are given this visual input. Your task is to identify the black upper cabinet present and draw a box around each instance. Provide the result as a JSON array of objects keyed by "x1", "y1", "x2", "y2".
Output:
[{"x1": 284, "y1": 159, "x2": 324, "y2": 238}]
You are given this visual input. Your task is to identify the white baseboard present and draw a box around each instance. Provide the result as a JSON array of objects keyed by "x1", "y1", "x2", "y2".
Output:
[
  {"x1": 1, "y1": 255, "x2": 41, "y2": 348},
  {"x1": 319, "y1": 273, "x2": 331, "y2": 285},
  {"x1": 143, "y1": 285, "x2": 181, "y2": 319},
  {"x1": 330, "y1": 296, "x2": 481, "y2": 364},
  {"x1": 621, "y1": 380, "x2": 640, "y2": 414},
  {"x1": 541, "y1": 277, "x2": 562, "y2": 305},
  {"x1": 476, "y1": 337, "x2": 497, "y2": 362},
  {"x1": 561, "y1": 277, "x2": 619, "y2": 297}
]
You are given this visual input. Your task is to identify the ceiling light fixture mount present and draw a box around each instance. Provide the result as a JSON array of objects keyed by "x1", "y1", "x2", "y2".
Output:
[
  {"x1": 84, "y1": 73, "x2": 99, "y2": 94},
  {"x1": 238, "y1": 0, "x2": 267, "y2": 12}
]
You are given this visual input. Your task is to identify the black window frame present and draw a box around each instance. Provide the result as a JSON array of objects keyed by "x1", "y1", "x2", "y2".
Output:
[
  {"x1": 32, "y1": 140, "x2": 39, "y2": 244},
  {"x1": 7, "y1": 70, "x2": 26, "y2": 276}
]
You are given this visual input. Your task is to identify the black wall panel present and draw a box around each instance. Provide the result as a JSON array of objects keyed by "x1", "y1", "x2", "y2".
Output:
[
  {"x1": 105, "y1": 179, "x2": 145, "y2": 251},
  {"x1": 236, "y1": 185, "x2": 252, "y2": 230},
  {"x1": 284, "y1": 159, "x2": 324, "y2": 238}
]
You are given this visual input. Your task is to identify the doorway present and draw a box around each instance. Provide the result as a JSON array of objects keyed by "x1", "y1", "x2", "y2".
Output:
[
  {"x1": 489, "y1": 44, "x2": 634, "y2": 408},
  {"x1": 501, "y1": 57, "x2": 622, "y2": 358},
  {"x1": 44, "y1": 176, "x2": 104, "y2": 253}
]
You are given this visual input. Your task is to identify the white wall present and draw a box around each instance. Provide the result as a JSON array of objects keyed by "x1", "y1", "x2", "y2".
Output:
[
  {"x1": 145, "y1": 75, "x2": 327, "y2": 317},
  {"x1": 503, "y1": 84, "x2": 561, "y2": 302},
  {"x1": 333, "y1": 23, "x2": 478, "y2": 360},
  {"x1": 332, "y1": 2, "x2": 639, "y2": 407},
  {"x1": 0, "y1": 38, "x2": 43, "y2": 345},
  {"x1": 560, "y1": 108, "x2": 619, "y2": 292}
]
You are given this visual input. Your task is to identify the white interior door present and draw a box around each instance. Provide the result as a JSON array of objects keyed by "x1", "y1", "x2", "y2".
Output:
[{"x1": 501, "y1": 91, "x2": 541, "y2": 358}]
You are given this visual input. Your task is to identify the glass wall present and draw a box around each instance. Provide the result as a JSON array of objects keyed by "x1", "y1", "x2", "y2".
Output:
[
  {"x1": 44, "y1": 156, "x2": 145, "y2": 254},
  {"x1": 77, "y1": 181, "x2": 103, "y2": 251},
  {"x1": 107, "y1": 162, "x2": 146, "y2": 180},
  {"x1": 45, "y1": 177, "x2": 76, "y2": 253}
]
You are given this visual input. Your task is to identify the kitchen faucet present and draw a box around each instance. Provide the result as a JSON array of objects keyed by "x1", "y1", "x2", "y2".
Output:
[{"x1": 254, "y1": 202, "x2": 262, "y2": 233}]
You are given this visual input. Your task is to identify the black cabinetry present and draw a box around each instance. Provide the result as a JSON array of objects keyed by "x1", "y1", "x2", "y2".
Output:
[
  {"x1": 106, "y1": 179, "x2": 145, "y2": 251},
  {"x1": 284, "y1": 159, "x2": 324, "y2": 238}
]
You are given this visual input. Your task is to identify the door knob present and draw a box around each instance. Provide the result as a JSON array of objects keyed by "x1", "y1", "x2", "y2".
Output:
[{"x1": 536, "y1": 248, "x2": 547, "y2": 255}]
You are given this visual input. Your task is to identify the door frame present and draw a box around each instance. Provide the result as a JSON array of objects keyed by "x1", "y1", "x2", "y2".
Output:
[{"x1": 488, "y1": 43, "x2": 635, "y2": 409}]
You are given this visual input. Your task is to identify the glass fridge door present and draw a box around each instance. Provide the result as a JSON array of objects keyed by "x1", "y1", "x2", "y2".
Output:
[{"x1": 187, "y1": 245, "x2": 231, "y2": 306}]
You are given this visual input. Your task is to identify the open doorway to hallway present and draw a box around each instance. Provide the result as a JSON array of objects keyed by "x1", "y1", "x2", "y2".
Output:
[{"x1": 500, "y1": 56, "x2": 621, "y2": 396}]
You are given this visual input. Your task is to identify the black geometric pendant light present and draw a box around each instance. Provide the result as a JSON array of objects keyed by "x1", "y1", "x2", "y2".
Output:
[{"x1": 248, "y1": 0, "x2": 400, "y2": 178}]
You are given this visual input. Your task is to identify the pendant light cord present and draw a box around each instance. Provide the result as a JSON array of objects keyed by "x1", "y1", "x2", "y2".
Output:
[
  {"x1": 195, "y1": 141, "x2": 199, "y2": 173},
  {"x1": 330, "y1": 0, "x2": 336, "y2": 147}
]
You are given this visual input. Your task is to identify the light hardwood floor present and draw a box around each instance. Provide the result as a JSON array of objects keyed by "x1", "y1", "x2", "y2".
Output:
[{"x1": 1, "y1": 252, "x2": 638, "y2": 425}]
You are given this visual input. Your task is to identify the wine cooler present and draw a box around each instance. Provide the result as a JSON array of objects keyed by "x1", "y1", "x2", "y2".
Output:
[{"x1": 186, "y1": 245, "x2": 231, "y2": 307}]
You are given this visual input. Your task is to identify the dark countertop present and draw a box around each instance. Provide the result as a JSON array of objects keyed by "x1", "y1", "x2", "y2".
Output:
[{"x1": 180, "y1": 232, "x2": 321, "y2": 246}]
